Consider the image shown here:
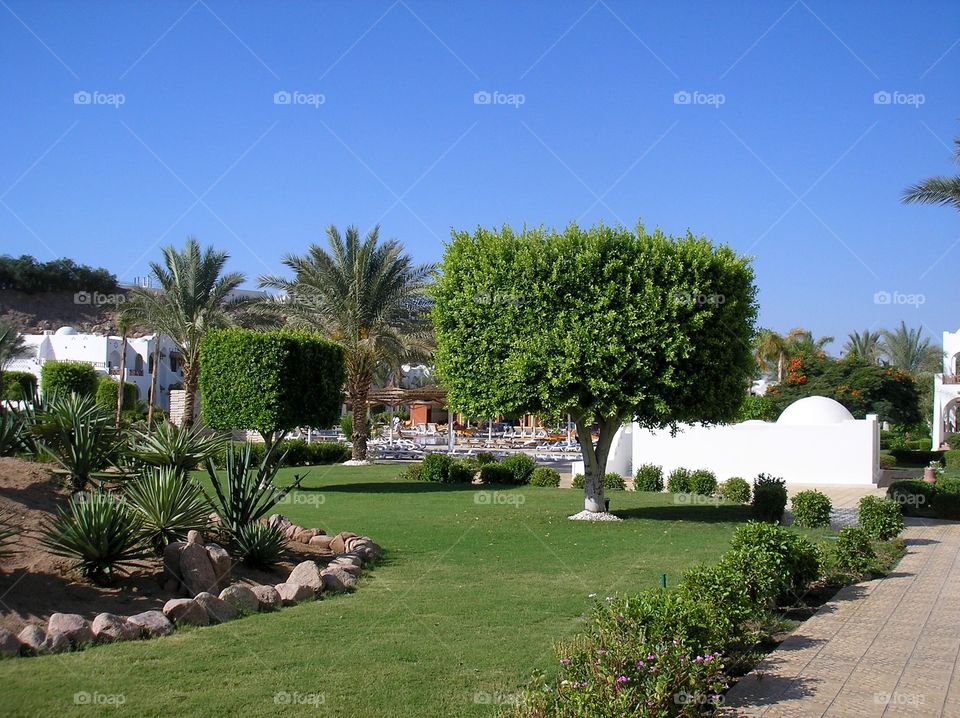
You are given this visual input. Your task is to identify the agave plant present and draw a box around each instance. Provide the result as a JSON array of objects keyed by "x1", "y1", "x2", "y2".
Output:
[
  {"x1": 0, "y1": 407, "x2": 35, "y2": 457},
  {"x1": 42, "y1": 491, "x2": 148, "y2": 580},
  {"x1": 0, "y1": 509, "x2": 19, "y2": 562},
  {"x1": 124, "y1": 466, "x2": 210, "y2": 553},
  {"x1": 203, "y1": 442, "x2": 304, "y2": 537},
  {"x1": 233, "y1": 521, "x2": 286, "y2": 568},
  {"x1": 126, "y1": 421, "x2": 227, "y2": 474},
  {"x1": 32, "y1": 394, "x2": 121, "y2": 491}
]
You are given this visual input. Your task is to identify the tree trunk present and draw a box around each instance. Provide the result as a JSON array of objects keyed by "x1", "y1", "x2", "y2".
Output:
[
  {"x1": 349, "y1": 383, "x2": 369, "y2": 461},
  {"x1": 147, "y1": 341, "x2": 160, "y2": 428},
  {"x1": 115, "y1": 332, "x2": 127, "y2": 428},
  {"x1": 574, "y1": 414, "x2": 622, "y2": 513},
  {"x1": 777, "y1": 352, "x2": 784, "y2": 383},
  {"x1": 182, "y1": 362, "x2": 197, "y2": 428}
]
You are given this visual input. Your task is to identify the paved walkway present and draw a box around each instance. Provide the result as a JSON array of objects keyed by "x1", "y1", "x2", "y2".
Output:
[{"x1": 721, "y1": 517, "x2": 960, "y2": 717}]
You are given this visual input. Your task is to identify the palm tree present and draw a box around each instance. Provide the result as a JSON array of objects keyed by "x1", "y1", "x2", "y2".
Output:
[
  {"x1": 783, "y1": 327, "x2": 834, "y2": 357},
  {"x1": 0, "y1": 319, "x2": 27, "y2": 402},
  {"x1": 113, "y1": 313, "x2": 133, "y2": 427},
  {"x1": 123, "y1": 238, "x2": 249, "y2": 427},
  {"x1": 260, "y1": 225, "x2": 434, "y2": 461},
  {"x1": 754, "y1": 329, "x2": 787, "y2": 382},
  {"x1": 902, "y1": 134, "x2": 960, "y2": 211},
  {"x1": 844, "y1": 329, "x2": 882, "y2": 364},
  {"x1": 880, "y1": 321, "x2": 942, "y2": 373}
]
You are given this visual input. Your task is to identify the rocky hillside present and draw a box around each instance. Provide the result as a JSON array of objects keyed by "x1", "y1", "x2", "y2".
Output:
[{"x1": 0, "y1": 290, "x2": 125, "y2": 335}]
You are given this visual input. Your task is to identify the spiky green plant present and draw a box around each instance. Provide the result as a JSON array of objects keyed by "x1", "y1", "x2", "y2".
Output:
[
  {"x1": 203, "y1": 442, "x2": 305, "y2": 537},
  {"x1": 32, "y1": 393, "x2": 120, "y2": 491},
  {"x1": 42, "y1": 491, "x2": 148, "y2": 580},
  {"x1": 0, "y1": 408, "x2": 34, "y2": 457},
  {"x1": 124, "y1": 466, "x2": 210, "y2": 553},
  {"x1": 0, "y1": 509, "x2": 19, "y2": 562},
  {"x1": 234, "y1": 521, "x2": 286, "y2": 568},
  {"x1": 126, "y1": 421, "x2": 227, "y2": 474}
]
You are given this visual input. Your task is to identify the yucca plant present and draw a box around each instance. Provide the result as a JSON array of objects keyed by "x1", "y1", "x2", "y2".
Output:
[
  {"x1": 126, "y1": 421, "x2": 227, "y2": 474},
  {"x1": 203, "y1": 442, "x2": 304, "y2": 537},
  {"x1": 0, "y1": 408, "x2": 34, "y2": 457},
  {"x1": 42, "y1": 491, "x2": 148, "y2": 581},
  {"x1": 124, "y1": 466, "x2": 210, "y2": 553},
  {"x1": 234, "y1": 521, "x2": 286, "y2": 568},
  {"x1": 0, "y1": 509, "x2": 19, "y2": 562},
  {"x1": 32, "y1": 394, "x2": 121, "y2": 491}
]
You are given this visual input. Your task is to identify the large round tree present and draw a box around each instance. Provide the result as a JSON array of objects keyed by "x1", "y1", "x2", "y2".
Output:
[
  {"x1": 432, "y1": 222, "x2": 757, "y2": 513},
  {"x1": 259, "y1": 225, "x2": 433, "y2": 461}
]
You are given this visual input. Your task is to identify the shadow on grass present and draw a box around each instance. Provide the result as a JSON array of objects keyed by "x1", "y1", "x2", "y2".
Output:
[
  {"x1": 613, "y1": 503, "x2": 753, "y2": 523},
  {"x1": 295, "y1": 481, "x2": 485, "y2": 495}
]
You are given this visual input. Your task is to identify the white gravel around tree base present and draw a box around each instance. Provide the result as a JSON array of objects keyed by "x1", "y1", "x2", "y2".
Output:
[
  {"x1": 342, "y1": 459, "x2": 372, "y2": 466},
  {"x1": 568, "y1": 510, "x2": 622, "y2": 522}
]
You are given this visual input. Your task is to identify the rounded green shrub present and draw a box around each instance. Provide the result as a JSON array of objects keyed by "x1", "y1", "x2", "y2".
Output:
[
  {"x1": 95, "y1": 376, "x2": 138, "y2": 412},
  {"x1": 857, "y1": 495, "x2": 904, "y2": 540},
  {"x1": 752, "y1": 473, "x2": 787, "y2": 523},
  {"x1": 833, "y1": 526, "x2": 876, "y2": 576},
  {"x1": 399, "y1": 462, "x2": 422, "y2": 481},
  {"x1": 529, "y1": 467, "x2": 561, "y2": 487},
  {"x1": 571, "y1": 473, "x2": 584, "y2": 489},
  {"x1": 479, "y1": 464, "x2": 514, "y2": 485},
  {"x1": 603, "y1": 472, "x2": 625, "y2": 491},
  {"x1": 475, "y1": 452, "x2": 497, "y2": 465},
  {"x1": 724, "y1": 521, "x2": 820, "y2": 605},
  {"x1": 791, "y1": 490, "x2": 832, "y2": 528},
  {"x1": 421, "y1": 453, "x2": 453, "y2": 483},
  {"x1": 500, "y1": 453, "x2": 536, "y2": 485},
  {"x1": 3, "y1": 370, "x2": 37, "y2": 401},
  {"x1": 40, "y1": 360, "x2": 98, "y2": 398},
  {"x1": 447, "y1": 460, "x2": 477, "y2": 484},
  {"x1": 633, "y1": 463, "x2": 663, "y2": 492},
  {"x1": 720, "y1": 477, "x2": 751, "y2": 504},
  {"x1": 688, "y1": 469, "x2": 718, "y2": 496},
  {"x1": 666, "y1": 467, "x2": 692, "y2": 493},
  {"x1": 879, "y1": 453, "x2": 896, "y2": 469}
]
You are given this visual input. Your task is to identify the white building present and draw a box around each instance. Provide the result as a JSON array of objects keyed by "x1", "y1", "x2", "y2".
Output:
[
  {"x1": 932, "y1": 329, "x2": 960, "y2": 449},
  {"x1": 575, "y1": 396, "x2": 880, "y2": 486},
  {"x1": 7, "y1": 327, "x2": 185, "y2": 410}
]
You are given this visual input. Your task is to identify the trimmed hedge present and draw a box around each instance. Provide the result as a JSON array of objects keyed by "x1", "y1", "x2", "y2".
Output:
[
  {"x1": 40, "y1": 361, "x2": 98, "y2": 397},
  {"x1": 878, "y1": 453, "x2": 896, "y2": 469},
  {"x1": 666, "y1": 467, "x2": 692, "y2": 493},
  {"x1": 274, "y1": 439, "x2": 350, "y2": 466},
  {"x1": 890, "y1": 448, "x2": 945, "y2": 467},
  {"x1": 422, "y1": 453, "x2": 453, "y2": 483},
  {"x1": 720, "y1": 477, "x2": 751, "y2": 504},
  {"x1": 945, "y1": 450, "x2": 960, "y2": 470},
  {"x1": 688, "y1": 469, "x2": 718, "y2": 496},
  {"x1": 94, "y1": 376, "x2": 138, "y2": 412},
  {"x1": 200, "y1": 328, "x2": 345, "y2": 436},
  {"x1": 499, "y1": 453, "x2": 536, "y2": 485},
  {"x1": 479, "y1": 464, "x2": 514, "y2": 485}
]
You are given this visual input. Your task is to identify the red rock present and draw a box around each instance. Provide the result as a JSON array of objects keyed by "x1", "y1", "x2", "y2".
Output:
[
  {"x1": 180, "y1": 542, "x2": 219, "y2": 597},
  {"x1": 162, "y1": 598, "x2": 209, "y2": 626},
  {"x1": 287, "y1": 560, "x2": 323, "y2": 592},
  {"x1": 251, "y1": 584, "x2": 281, "y2": 611},
  {"x1": 194, "y1": 591, "x2": 239, "y2": 623},
  {"x1": 218, "y1": 584, "x2": 260, "y2": 614},
  {"x1": 127, "y1": 610, "x2": 174, "y2": 637},
  {"x1": 47, "y1": 613, "x2": 94, "y2": 647},
  {"x1": 91, "y1": 613, "x2": 138, "y2": 642},
  {"x1": 274, "y1": 582, "x2": 315, "y2": 605}
]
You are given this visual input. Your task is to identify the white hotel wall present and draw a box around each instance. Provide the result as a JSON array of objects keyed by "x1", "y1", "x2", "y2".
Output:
[{"x1": 574, "y1": 397, "x2": 880, "y2": 486}]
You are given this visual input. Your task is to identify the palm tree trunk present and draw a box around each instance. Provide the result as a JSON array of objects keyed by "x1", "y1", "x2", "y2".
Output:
[
  {"x1": 182, "y1": 362, "x2": 198, "y2": 428},
  {"x1": 115, "y1": 331, "x2": 127, "y2": 427},
  {"x1": 147, "y1": 341, "x2": 159, "y2": 428},
  {"x1": 349, "y1": 381, "x2": 370, "y2": 461},
  {"x1": 777, "y1": 352, "x2": 784, "y2": 383}
]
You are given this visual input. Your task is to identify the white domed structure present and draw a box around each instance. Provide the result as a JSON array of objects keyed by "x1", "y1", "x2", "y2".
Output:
[
  {"x1": 54, "y1": 326, "x2": 77, "y2": 335},
  {"x1": 776, "y1": 396, "x2": 854, "y2": 425}
]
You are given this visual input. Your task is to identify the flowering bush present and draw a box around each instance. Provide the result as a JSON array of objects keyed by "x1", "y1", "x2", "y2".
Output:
[{"x1": 505, "y1": 592, "x2": 728, "y2": 717}]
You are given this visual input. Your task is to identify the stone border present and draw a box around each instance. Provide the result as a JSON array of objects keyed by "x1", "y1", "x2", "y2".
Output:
[{"x1": 0, "y1": 523, "x2": 383, "y2": 658}]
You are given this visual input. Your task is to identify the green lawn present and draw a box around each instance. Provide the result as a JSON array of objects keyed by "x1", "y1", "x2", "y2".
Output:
[{"x1": 2, "y1": 465, "x2": 752, "y2": 717}]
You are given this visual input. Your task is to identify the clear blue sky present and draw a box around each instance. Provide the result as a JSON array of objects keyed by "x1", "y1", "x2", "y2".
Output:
[{"x1": 2, "y1": 1, "x2": 958, "y2": 353}]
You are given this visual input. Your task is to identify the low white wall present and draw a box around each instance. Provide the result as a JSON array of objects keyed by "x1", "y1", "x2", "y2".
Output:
[{"x1": 629, "y1": 417, "x2": 879, "y2": 485}]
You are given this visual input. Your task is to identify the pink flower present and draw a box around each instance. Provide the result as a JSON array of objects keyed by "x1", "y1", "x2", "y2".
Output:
[
  {"x1": 560, "y1": 658, "x2": 571, "y2": 665},
  {"x1": 616, "y1": 676, "x2": 630, "y2": 685}
]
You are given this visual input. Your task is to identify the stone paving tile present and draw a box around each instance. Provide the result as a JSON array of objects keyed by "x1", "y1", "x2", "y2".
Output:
[{"x1": 721, "y1": 518, "x2": 960, "y2": 717}]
